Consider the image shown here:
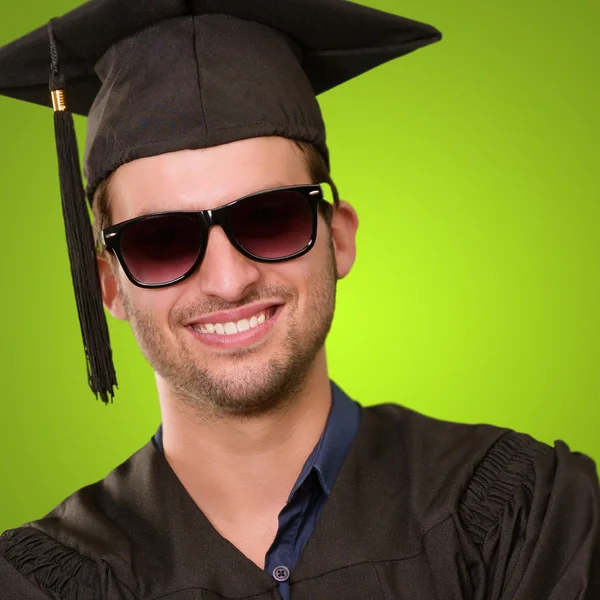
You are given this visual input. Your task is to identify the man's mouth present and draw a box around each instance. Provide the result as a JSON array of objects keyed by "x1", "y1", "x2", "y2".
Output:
[{"x1": 190, "y1": 306, "x2": 278, "y2": 336}]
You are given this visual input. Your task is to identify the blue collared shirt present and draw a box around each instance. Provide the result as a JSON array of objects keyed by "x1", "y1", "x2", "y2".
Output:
[{"x1": 153, "y1": 380, "x2": 361, "y2": 600}]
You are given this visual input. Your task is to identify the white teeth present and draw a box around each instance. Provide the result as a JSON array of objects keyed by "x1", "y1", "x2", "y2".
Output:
[
  {"x1": 193, "y1": 308, "x2": 277, "y2": 335},
  {"x1": 224, "y1": 322, "x2": 237, "y2": 335}
]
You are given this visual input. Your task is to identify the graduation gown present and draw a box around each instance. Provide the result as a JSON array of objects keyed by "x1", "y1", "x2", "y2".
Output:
[{"x1": 1, "y1": 403, "x2": 599, "y2": 599}]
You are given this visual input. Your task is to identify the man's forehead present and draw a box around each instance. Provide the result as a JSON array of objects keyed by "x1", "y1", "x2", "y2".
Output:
[{"x1": 107, "y1": 140, "x2": 312, "y2": 220}]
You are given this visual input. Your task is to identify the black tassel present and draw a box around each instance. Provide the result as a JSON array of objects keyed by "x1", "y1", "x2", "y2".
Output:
[{"x1": 48, "y1": 22, "x2": 117, "y2": 403}]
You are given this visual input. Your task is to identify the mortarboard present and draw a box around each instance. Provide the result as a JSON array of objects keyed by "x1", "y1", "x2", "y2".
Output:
[{"x1": 0, "y1": 0, "x2": 441, "y2": 403}]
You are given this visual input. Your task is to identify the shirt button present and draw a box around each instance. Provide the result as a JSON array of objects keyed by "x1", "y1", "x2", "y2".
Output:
[{"x1": 272, "y1": 565, "x2": 291, "y2": 582}]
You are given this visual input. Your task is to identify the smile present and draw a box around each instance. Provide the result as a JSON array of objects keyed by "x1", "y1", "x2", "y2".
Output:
[{"x1": 191, "y1": 306, "x2": 278, "y2": 336}]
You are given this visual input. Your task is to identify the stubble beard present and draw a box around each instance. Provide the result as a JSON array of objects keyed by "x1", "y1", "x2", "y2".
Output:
[{"x1": 120, "y1": 241, "x2": 338, "y2": 417}]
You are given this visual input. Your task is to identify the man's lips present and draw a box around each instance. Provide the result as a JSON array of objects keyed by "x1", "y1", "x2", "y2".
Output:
[
  {"x1": 187, "y1": 304, "x2": 283, "y2": 349},
  {"x1": 187, "y1": 301, "x2": 282, "y2": 327}
]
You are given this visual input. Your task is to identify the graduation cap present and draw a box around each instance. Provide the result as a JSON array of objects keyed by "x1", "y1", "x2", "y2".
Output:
[{"x1": 0, "y1": 0, "x2": 441, "y2": 403}]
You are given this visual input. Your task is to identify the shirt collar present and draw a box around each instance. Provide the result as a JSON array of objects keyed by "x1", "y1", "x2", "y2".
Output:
[{"x1": 289, "y1": 380, "x2": 362, "y2": 497}]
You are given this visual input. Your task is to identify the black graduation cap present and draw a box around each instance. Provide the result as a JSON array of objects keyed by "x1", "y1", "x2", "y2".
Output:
[{"x1": 0, "y1": 0, "x2": 441, "y2": 403}]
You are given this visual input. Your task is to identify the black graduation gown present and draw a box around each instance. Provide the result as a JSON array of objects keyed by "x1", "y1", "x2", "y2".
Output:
[{"x1": 1, "y1": 403, "x2": 599, "y2": 599}]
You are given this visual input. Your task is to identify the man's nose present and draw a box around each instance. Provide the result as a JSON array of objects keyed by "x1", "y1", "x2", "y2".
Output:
[{"x1": 192, "y1": 226, "x2": 261, "y2": 301}]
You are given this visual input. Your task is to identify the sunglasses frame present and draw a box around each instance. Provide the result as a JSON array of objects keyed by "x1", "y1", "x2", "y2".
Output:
[{"x1": 98, "y1": 184, "x2": 329, "y2": 289}]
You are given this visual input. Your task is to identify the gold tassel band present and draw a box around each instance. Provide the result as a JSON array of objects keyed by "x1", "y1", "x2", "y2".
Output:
[{"x1": 51, "y1": 89, "x2": 67, "y2": 112}]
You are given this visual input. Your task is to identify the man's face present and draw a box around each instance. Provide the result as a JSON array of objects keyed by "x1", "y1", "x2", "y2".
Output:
[{"x1": 99, "y1": 137, "x2": 357, "y2": 416}]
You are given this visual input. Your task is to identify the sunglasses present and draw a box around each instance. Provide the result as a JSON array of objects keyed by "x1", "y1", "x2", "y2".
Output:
[{"x1": 99, "y1": 184, "x2": 330, "y2": 288}]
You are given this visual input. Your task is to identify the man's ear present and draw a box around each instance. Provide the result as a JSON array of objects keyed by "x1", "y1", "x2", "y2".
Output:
[
  {"x1": 97, "y1": 254, "x2": 128, "y2": 321},
  {"x1": 330, "y1": 200, "x2": 359, "y2": 280}
]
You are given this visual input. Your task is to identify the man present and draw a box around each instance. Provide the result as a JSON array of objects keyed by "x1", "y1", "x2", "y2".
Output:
[{"x1": 0, "y1": 0, "x2": 598, "y2": 598}]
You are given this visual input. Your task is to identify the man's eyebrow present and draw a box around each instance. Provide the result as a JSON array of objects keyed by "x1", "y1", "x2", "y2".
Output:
[{"x1": 130, "y1": 181, "x2": 297, "y2": 219}]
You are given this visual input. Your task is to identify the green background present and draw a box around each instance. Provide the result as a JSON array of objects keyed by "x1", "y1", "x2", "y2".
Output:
[{"x1": 0, "y1": 0, "x2": 598, "y2": 531}]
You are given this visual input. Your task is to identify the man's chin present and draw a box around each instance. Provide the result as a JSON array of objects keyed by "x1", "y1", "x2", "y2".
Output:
[
  {"x1": 168, "y1": 354, "x2": 308, "y2": 416},
  {"x1": 197, "y1": 380, "x2": 295, "y2": 417}
]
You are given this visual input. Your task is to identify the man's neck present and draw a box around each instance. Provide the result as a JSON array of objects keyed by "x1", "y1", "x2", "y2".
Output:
[{"x1": 156, "y1": 354, "x2": 332, "y2": 519}]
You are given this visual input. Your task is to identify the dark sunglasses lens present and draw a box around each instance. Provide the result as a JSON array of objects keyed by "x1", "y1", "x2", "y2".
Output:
[
  {"x1": 120, "y1": 215, "x2": 202, "y2": 284},
  {"x1": 228, "y1": 190, "x2": 314, "y2": 259}
]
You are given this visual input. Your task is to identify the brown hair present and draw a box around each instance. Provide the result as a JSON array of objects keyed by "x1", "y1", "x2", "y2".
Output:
[{"x1": 92, "y1": 140, "x2": 339, "y2": 240}]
